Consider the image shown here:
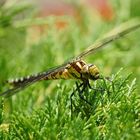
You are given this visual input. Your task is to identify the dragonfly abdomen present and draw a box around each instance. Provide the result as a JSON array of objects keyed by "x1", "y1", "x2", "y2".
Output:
[
  {"x1": 43, "y1": 67, "x2": 80, "y2": 80},
  {"x1": 8, "y1": 74, "x2": 41, "y2": 87},
  {"x1": 7, "y1": 68, "x2": 77, "y2": 88},
  {"x1": 43, "y1": 60, "x2": 86, "y2": 80},
  {"x1": 7, "y1": 60, "x2": 100, "y2": 88}
]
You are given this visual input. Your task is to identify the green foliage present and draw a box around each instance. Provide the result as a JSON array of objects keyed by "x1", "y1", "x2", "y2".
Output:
[
  {"x1": 0, "y1": 72, "x2": 139, "y2": 140},
  {"x1": 0, "y1": 0, "x2": 140, "y2": 139}
]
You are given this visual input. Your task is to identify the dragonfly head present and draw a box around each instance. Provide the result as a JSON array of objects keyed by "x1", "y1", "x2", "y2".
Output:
[{"x1": 81, "y1": 64, "x2": 100, "y2": 80}]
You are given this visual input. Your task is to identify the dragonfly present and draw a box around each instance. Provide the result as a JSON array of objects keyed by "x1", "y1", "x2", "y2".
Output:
[{"x1": 0, "y1": 21, "x2": 140, "y2": 106}]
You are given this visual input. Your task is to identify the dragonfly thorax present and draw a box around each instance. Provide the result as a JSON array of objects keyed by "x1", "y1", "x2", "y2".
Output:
[{"x1": 81, "y1": 64, "x2": 100, "y2": 80}]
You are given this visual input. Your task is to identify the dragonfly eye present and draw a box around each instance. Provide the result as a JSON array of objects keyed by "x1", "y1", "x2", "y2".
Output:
[{"x1": 88, "y1": 64, "x2": 100, "y2": 80}]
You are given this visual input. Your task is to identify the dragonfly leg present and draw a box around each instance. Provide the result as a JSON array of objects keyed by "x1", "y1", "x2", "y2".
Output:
[
  {"x1": 70, "y1": 82, "x2": 84, "y2": 117},
  {"x1": 76, "y1": 81, "x2": 92, "y2": 106},
  {"x1": 87, "y1": 80, "x2": 105, "y2": 92}
]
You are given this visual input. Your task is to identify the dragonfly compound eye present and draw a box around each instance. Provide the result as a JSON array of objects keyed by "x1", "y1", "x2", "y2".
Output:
[{"x1": 88, "y1": 64, "x2": 100, "y2": 80}]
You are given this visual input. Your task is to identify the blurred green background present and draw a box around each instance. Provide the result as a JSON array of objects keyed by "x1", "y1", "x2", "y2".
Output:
[{"x1": 0, "y1": 0, "x2": 140, "y2": 139}]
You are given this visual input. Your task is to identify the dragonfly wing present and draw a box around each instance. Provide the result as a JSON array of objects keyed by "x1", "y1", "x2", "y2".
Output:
[
  {"x1": 76, "y1": 20, "x2": 140, "y2": 59},
  {"x1": 0, "y1": 84, "x2": 29, "y2": 97}
]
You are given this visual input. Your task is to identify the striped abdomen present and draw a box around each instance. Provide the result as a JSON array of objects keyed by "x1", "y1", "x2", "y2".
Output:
[{"x1": 8, "y1": 60, "x2": 100, "y2": 87}]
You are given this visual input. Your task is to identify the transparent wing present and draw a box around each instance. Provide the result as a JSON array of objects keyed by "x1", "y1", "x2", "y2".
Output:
[{"x1": 76, "y1": 19, "x2": 140, "y2": 59}]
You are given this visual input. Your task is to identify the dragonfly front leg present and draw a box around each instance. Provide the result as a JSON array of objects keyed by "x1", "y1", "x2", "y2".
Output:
[
  {"x1": 87, "y1": 79, "x2": 105, "y2": 92},
  {"x1": 88, "y1": 76, "x2": 112, "y2": 93}
]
